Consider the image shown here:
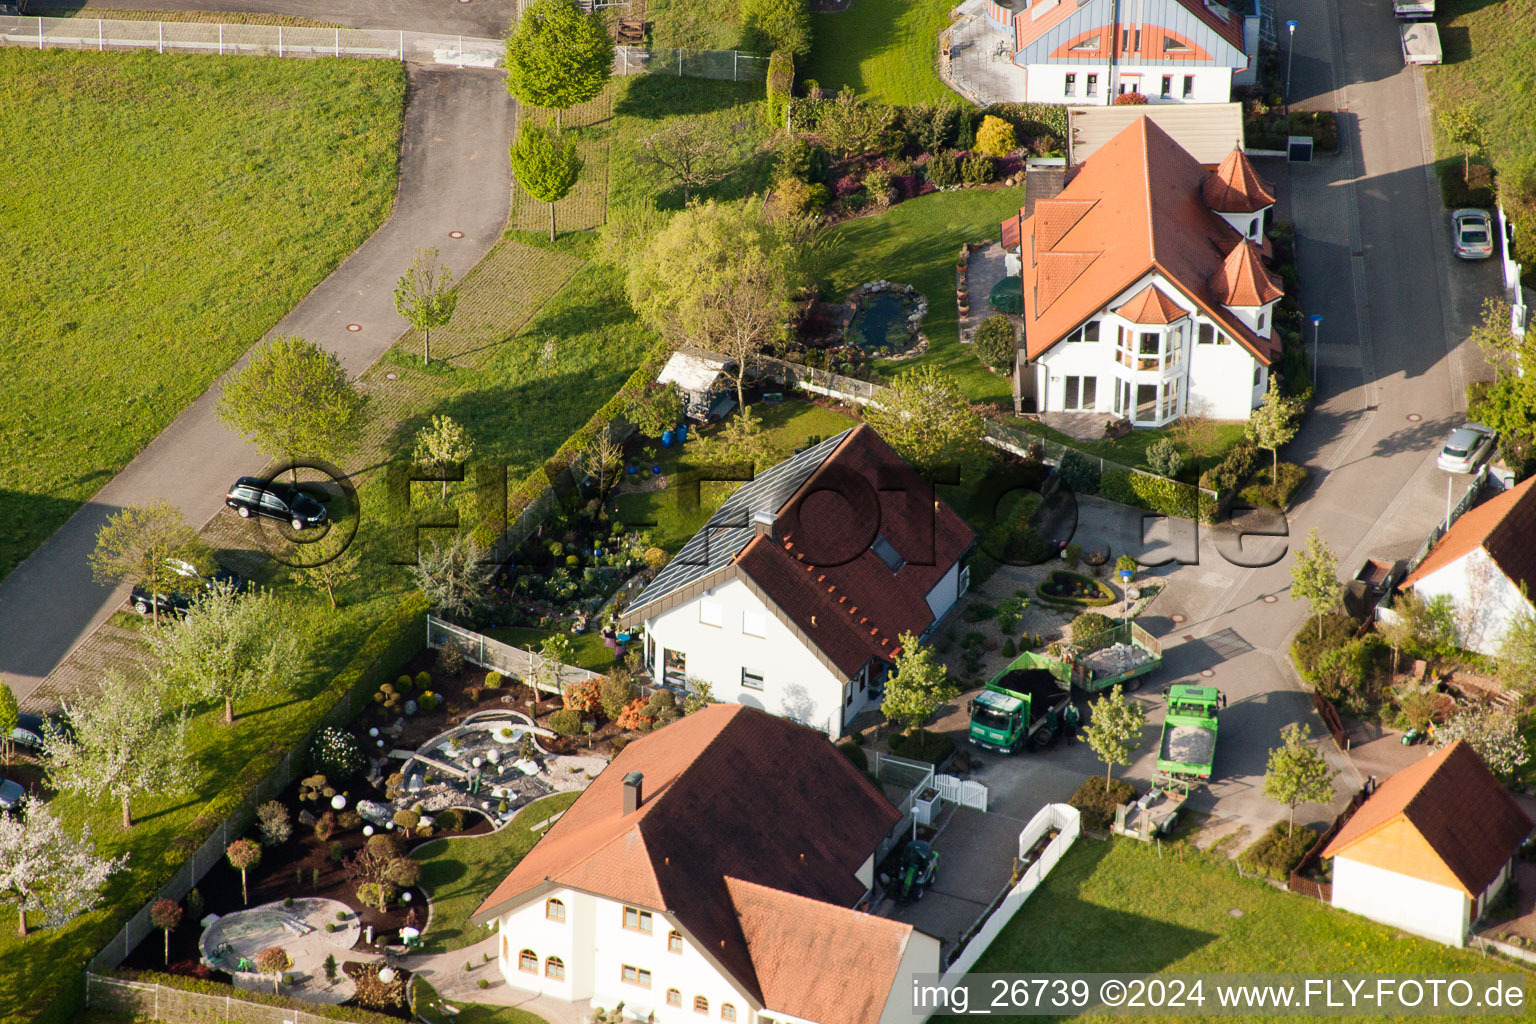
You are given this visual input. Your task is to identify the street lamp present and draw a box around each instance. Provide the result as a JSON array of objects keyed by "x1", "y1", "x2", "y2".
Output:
[
  {"x1": 1308, "y1": 314, "x2": 1324, "y2": 384},
  {"x1": 1285, "y1": 21, "x2": 1299, "y2": 101}
]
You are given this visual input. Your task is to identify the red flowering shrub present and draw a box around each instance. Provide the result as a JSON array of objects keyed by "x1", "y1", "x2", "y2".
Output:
[{"x1": 563, "y1": 680, "x2": 601, "y2": 713}]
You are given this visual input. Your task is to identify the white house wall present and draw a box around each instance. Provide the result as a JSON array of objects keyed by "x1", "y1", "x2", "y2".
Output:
[
  {"x1": 875, "y1": 931, "x2": 943, "y2": 1024},
  {"x1": 498, "y1": 890, "x2": 758, "y2": 1022},
  {"x1": 645, "y1": 577, "x2": 861, "y2": 736},
  {"x1": 1022, "y1": 63, "x2": 1231, "y2": 104},
  {"x1": 1331, "y1": 857, "x2": 1470, "y2": 946},
  {"x1": 1409, "y1": 547, "x2": 1532, "y2": 656},
  {"x1": 1185, "y1": 333, "x2": 1262, "y2": 419},
  {"x1": 924, "y1": 561, "x2": 963, "y2": 620}
]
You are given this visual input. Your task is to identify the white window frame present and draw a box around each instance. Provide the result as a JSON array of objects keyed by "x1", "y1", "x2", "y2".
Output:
[
  {"x1": 741, "y1": 609, "x2": 767, "y2": 637},
  {"x1": 698, "y1": 600, "x2": 723, "y2": 628},
  {"x1": 742, "y1": 668, "x2": 765, "y2": 691}
]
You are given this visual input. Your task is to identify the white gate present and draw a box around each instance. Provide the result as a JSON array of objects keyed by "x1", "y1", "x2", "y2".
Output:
[{"x1": 934, "y1": 774, "x2": 988, "y2": 812}]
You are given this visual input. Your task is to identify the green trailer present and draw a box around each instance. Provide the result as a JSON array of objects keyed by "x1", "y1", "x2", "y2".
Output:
[
  {"x1": 1156, "y1": 684, "x2": 1225, "y2": 784},
  {"x1": 1065, "y1": 621, "x2": 1163, "y2": 694},
  {"x1": 967, "y1": 652, "x2": 1072, "y2": 754}
]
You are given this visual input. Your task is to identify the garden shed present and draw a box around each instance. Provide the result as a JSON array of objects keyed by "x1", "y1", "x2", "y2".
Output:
[{"x1": 656, "y1": 346, "x2": 737, "y2": 422}]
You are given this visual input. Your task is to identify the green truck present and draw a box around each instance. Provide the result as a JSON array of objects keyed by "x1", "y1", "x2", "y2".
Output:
[
  {"x1": 1157, "y1": 684, "x2": 1225, "y2": 783},
  {"x1": 1065, "y1": 621, "x2": 1163, "y2": 694},
  {"x1": 967, "y1": 653, "x2": 1073, "y2": 753}
]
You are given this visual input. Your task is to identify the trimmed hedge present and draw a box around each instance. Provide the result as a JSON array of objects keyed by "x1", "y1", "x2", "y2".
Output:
[
  {"x1": 1239, "y1": 461, "x2": 1308, "y2": 510},
  {"x1": 1035, "y1": 569, "x2": 1116, "y2": 608},
  {"x1": 1100, "y1": 467, "x2": 1200, "y2": 520},
  {"x1": 1238, "y1": 822, "x2": 1320, "y2": 881},
  {"x1": 1068, "y1": 775, "x2": 1137, "y2": 830},
  {"x1": 105, "y1": 969, "x2": 408, "y2": 1024},
  {"x1": 1286, "y1": 110, "x2": 1338, "y2": 152},
  {"x1": 887, "y1": 730, "x2": 956, "y2": 765}
]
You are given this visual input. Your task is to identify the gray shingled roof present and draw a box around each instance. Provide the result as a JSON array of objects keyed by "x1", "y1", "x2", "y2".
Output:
[{"x1": 627, "y1": 429, "x2": 853, "y2": 617}]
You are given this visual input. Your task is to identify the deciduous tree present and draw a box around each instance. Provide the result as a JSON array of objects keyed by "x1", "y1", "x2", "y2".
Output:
[
  {"x1": 217, "y1": 336, "x2": 370, "y2": 478},
  {"x1": 637, "y1": 119, "x2": 734, "y2": 205},
  {"x1": 0, "y1": 797, "x2": 125, "y2": 937},
  {"x1": 226, "y1": 839, "x2": 262, "y2": 906},
  {"x1": 43, "y1": 674, "x2": 194, "y2": 829},
  {"x1": 864, "y1": 365, "x2": 984, "y2": 475},
  {"x1": 253, "y1": 945, "x2": 291, "y2": 994},
  {"x1": 504, "y1": 0, "x2": 613, "y2": 129},
  {"x1": 0, "y1": 679, "x2": 18, "y2": 762},
  {"x1": 510, "y1": 122, "x2": 584, "y2": 242},
  {"x1": 1434, "y1": 702, "x2": 1530, "y2": 777},
  {"x1": 1082, "y1": 684, "x2": 1145, "y2": 785},
  {"x1": 1289, "y1": 528, "x2": 1342, "y2": 640},
  {"x1": 1439, "y1": 102, "x2": 1487, "y2": 179},
  {"x1": 1245, "y1": 377, "x2": 1300, "y2": 480},
  {"x1": 881, "y1": 632, "x2": 958, "y2": 745},
  {"x1": 1262, "y1": 723, "x2": 1337, "y2": 836},
  {"x1": 1499, "y1": 605, "x2": 1536, "y2": 692},
  {"x1": 88, "y1": 501, "x2": 209, "y2": 628},
  {"x1": 740, "y1": 0, "x2": 811, "y2": 55},
  {"x1": 577, "y1": 425, "x2": 625, "y2": 505},
  {"x1": 291, "y1": 523, "x2": 363, "y2": 610},
  {"x1": 150, "y1": 898, "x2": 183, "y2": 965},
  {"x1": 393, "y1": 248, "x2": 459, "y2": 367},
  {"x1": 149, "y1": 583, "x2": 298, "y2": 725},
  {"x1": 536, "y1": 633, "x2": 577, "y2": 700},
  {"x1": 413, "y1": 415, "x2": 475, "y2": 501}
]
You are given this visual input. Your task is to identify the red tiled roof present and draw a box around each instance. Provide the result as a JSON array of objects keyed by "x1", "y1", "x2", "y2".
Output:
[
  {"x1": 1323, "y1": 741, "x2": 1532, "y2": 895},
  {"x1": 1203, "y1": 146, "x2": 1276, "y2": 213},
  {"x1": 1114, "y1": 284, "x2": 1190, "y2": 324},
  {"x1": 1209, "y1": 240, "x2": 1283, "y2": 307},
  {"x1": 1001, "y1": 212, "x2": 1022, "y2": 251},
  {"x1": 471, "y1": 705, "x2": 907, "y2": 1015},
  {"x1": 1005, "y1": 116, "x2": 1280, "y2": 364},
  {"x1": 1402, "y1": 476, "x2": 1536, "y2": 590},
  {"x1": 726, "y1": 878, "x2": 921, "y2": 1024},
  {"x1": 735, "y1": 424, "x2": 976, "y2": 677}
]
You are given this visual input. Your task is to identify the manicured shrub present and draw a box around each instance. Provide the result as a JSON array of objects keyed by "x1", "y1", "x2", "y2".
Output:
[
  {"x1": 384, "y1": 856, "x2": 422, "y2": 888},
  {"x1": 310, "y1": 726, "x2": 366, "y2": 781},
  {"x1": 1114, "y1": 91, "x2": 1149, "y2": 105},
  {"x1": 395, "y1": 674, "x2": 413, "y2": 692},
  {"x1": 1069, "y1": 611, "x2": 1116, "y2": 649},
  {"x1": 1199, "y1": 438, "x2": 1257, "y2": 493},
  {"x1": 646, "y1": 689, "x2": 681, "y2": 728},
  {"x1": 484, "y1": 671, "x2": 503, "y2": 689},
  {"x1": 598, "y1": 671, "x2": 638, "y2": 721},
  {"x1": 615, "y1": 697, "x2": 655, "y2": 732},
  {"x1": 838, "y1": 739, "x2": 869, "y2": 773},
  {"x1": 925, "y1": 150, "x2": 959, "y2": 188},
  {"x1": 961, "y1": 152, "x2": 995, "y2": 185},
  {"x1": 548, "y1": 708, "x2": 582, "y2": 735},
  {"x1": 766, "y1": 49, "x2": 795, "y2": 127},
  {"x1": 1145, "y1": 438, "x2": 1184, "y2": 478},
  {"x1": 1068, "y1": 775, "x2": 1137, "y2": 829},
  {"x1": 887, "y1": 730, "x2": 955, "y2": 764},
  {"x1": 1099, "y1": 467, "x2": 1199, "y2": 520},
  {"x1": 256, "y1": 801, "x2": 291, "y2": 847},
  {"x1": 415, "y1": 671, "x2": 431, "y2": 690},
  {"x1": 974, "y1": 115, "x2": 1018, "y2": 157},
  {"x1": 771, "y1": 174, "x2": 829, "y2": 216},
  {"x1": 562, "y1": 679, "x2": 601, "y2": 713},
  {"x1": 1035, "y1": 570, "x2": 1116, "y2": 608},
  {"x1": 1239, "y1": 821, "x2": 1320, "y2": 880},
  {"x1": 974, "y1": 314, "x2": 1016, "y2": 370},
  {"x1": 1057, "y1": 450, "x2": 1101, "y2": 494},
  {"x1": 1289, "y1": 612, "x2": 1359, "y2": 683},
  {"x1": 742, "y1": 0, "x2": 811, "y2": 56},
  {"x1": 1239, "y1": 462, "x2": 1309, "y2": 510},
  {"x1": 862, "y1": 166, "x2": 895, "y2": 208}
]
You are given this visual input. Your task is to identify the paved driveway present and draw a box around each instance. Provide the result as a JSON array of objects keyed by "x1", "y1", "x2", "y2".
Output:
[
  {"x1": 0, "y1": 65, "x2": 513, "y2": 707},
  {"x1": 70, "y1": 0, "x2": 519, "y2": 36},
  {"x1": 885, "y1": 806, "x2": 1026, "y2": 954}
]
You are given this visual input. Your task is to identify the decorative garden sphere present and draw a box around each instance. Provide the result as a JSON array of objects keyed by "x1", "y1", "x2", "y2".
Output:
[
  {"x1": 369, "y1": 727, "x2": 379, "y2": 738},
  {"x1": 402, "y1": 891, "x2": 413, "y2": 903},
  {"x1": 386, "y1": 821, "x2": 395, "y2": 830},
  {"x1": 377, "y1": 739, "x2": 385, "y2": 747},
  {"x1": 378, "y1": 966, "x2": 397, "y2": 984},
  {"x1": 487, "y1": 749, "x2": 501, "y2": 764},
  {"x1": 331, "y1": 795, "x2": 347, "y2": 810},
  {"x1": 472, "y1": 757, "x2": 483, "y2": 768},
  {"x1": 363, "y1": 825, "x2": 375, "y2": 836}
]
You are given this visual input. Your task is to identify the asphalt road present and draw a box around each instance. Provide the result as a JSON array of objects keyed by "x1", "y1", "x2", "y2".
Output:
[
  {"x1": 61, "y1": 0, "x2": 519, "y2": 37},
  {"x1": 0, "y1": 65, "x2": 513, "y2": 705}
]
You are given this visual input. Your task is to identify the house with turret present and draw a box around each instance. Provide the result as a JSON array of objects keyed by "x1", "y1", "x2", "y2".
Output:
[{"x1": 1001, "y1": 115, "x2": 1282, "y2": 425}]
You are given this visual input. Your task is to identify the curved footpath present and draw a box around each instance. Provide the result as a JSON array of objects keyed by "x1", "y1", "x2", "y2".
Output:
[{"x1": 0, "y1": 64, "x2": 514, "y2": 705}]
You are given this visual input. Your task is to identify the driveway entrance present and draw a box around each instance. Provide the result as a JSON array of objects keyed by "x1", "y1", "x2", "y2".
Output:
[{"x1": 884, "y1": 806, "x2": 1025, "y2": 955}]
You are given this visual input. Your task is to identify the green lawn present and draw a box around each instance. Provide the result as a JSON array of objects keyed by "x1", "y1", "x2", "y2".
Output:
[
  {"x1": 0, "y1": 50, "x2": 405, "y2": 583},
  {"x1": 647, "y1": 0, "x2": 746, "y2": 50},
  {"x1": 609, "y1": 401, "x2": 862, "y2": 552},
  {"x1": 414, "y1": 978, "x2": 550, "y2": 1024},
  {"x1": 486, "y1": 627, "x2": 617, "y2": 672},
  {"x1": 1008, "y1": 418, "x2": 1251, "y2": 480},
  {"x1": 942, "y1": 837, "x2": 1523, "y2": 1023},
  {"x1": 415, "y1": 792, "x2": 582, "y2": 954},
  {"x1": 805, "y1": 0, "x2": 954, "y2": 105},
  {"x1": 821, "y1": 187, "x2": 1028, "y2": 405}
]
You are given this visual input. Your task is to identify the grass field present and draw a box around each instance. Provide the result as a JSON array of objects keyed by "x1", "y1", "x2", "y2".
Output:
[
  {"x1": 413, "y1": 978, "x2": 550, "y2": 1024},
  {"x1": 0, "y1": 50, "x2": 405, "y2": 583},
  {"x1": 415, "y1": 792, "x2": 582, "y2": 954},
  {"x1": 942, "y1": 837, "x2": 1522, "y2": 1023},
  {"x1": 821, "y1": 186, "x2": 1027, "y2": 405},
  {"x1": 487, "y1": 627, "x2": 617, "y2": 671},
  {"x1": 805, "y1": 0, "x2": 954, "y2": 105},
  {"x1": 647, "y1": 0, "x2": 746, "y2": 51}
]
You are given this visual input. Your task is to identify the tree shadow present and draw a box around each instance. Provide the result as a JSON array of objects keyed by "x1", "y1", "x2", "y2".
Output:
[
  {"x1": 134, "y1": 797, "x2": 202, "y2": 824},
  {"x1": 612, "y1": 74, "x2": 762, "y2": 121}
]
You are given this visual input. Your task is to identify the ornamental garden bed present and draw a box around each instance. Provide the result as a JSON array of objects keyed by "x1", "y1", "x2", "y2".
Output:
[{"x1": 1034, "y1": 570, "x2": 1116, "y2": 608}]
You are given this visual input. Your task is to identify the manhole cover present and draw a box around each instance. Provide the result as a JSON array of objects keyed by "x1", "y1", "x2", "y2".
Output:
[
  {"x1": 449, "y1": 230, "x2": 465, "y2": 239},
  {"x1": 1229, "y1": 908, "x2": 1244, "y2": 918},
  {"x1": 1171, "y1": 613, "x2": 1186, "y2": 624},
  {"x1": 386, "y1": 373, "x2": 399, "y2": 380},
  {"x1": 1263, "y1": 594, "x2": 1278, "y2": 603},
  {"x1": 1200, "y1": 669, "x2": 1215, "y2": 678},
  {"x1": 1406, "y1": 413, "x2": 1422, "y2": 422},
  {"x1": 347, "y1": 323, "x2": 362, "y2": 333}
]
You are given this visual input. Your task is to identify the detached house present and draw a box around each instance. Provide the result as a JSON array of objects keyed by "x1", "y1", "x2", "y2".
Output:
[
  {"x1": 470, "y1": 704, "x2": 941, "y2": 1024},
  {"x1": 1323, "y1": 741, "x2": 1531, "y2": 946},
  {"x1": 618, "y1": 425, "x2": 976, "y2": 738},
  {"x1": 984, "y1": 0, "x2": 1258, "y2": 104},
  {"x1": 1398, "y1": 476, "x2": 1536, "y2": 656},
  {"x1": 1001, "y1": 116, "x2": 1281, "y2": 424}
]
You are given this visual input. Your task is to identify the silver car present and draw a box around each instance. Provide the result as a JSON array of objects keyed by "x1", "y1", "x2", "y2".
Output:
[
  {"x1": 1452, "y1": 208, "x2": 1493, "y2": 260},
  {"x1": 0, "y1": 778, "x2": 24, "y2": 811},
  {"x1": 1436, "y1": 423, "x2": 1495, "y2": 473}
]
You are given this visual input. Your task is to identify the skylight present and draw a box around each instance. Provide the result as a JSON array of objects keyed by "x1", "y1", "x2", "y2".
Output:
[{"x1": 872, "y1": 536, "x2": 906, "y2": 573}]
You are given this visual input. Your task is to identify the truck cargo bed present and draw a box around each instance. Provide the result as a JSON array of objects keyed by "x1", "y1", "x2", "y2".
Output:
[
  {"x1": 995, "y1": 669, "x2": 1065, "y2": 723},
  {"x1": 1161, "y1": 725, "x2": 1215, "y2": 767}
]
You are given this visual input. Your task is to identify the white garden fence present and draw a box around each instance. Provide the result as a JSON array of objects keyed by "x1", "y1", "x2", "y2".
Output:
[
  {"x1": 427, "y1": 615, "x2": 600, "y2": 695},
  {"x1": 934, "y1": 773, "x2": 988, "y2": 812},
  {"x1": 940, "y1": 803, "x2": 1080, "y2": 979}
]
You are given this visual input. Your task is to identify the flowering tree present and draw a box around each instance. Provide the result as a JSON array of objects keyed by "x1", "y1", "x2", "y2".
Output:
[
  {"x1": 150, "y1": 898, "x2": 183, "y2": 965},
  {"x1": 226, "y1": 839, "x2": 262, "y2": 906},
  {"x1": 1434, "y1": 703, "x2": 1531, "y2": 777},
  {"x1": 0, "y1": 797, "x2": 126, "y2": 936},
  {"x1": 253, "y1": 946, "x2": 292, "y2": 994},
  {"x1": 43, "y1": 674, "x2": 194, "y2": 829}
]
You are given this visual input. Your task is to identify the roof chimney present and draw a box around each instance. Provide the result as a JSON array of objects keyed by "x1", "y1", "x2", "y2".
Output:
[
  {"x1": 622, "y1": 771, "x2": 644, "y2": 815},
  {"x1": 753, "y1": 510, "x2": 777, "y2": 540}
]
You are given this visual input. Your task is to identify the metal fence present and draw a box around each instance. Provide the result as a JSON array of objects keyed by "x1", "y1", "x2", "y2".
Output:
[
  {"x1": 87, "y1": 972, "x2": 382, "y2": 1024},
  {"x1": 1287, "y1": 784, "x2": 1369, "y2": 902},
  {"x1": 615, "y1": 44, "x2": 768, "y2": 82},
  {"x1": 1404, "y1": 464, "x2": 1488, "y2": 576},
  {"x1": 0, "y1": 16, "x2": 503, "y2": 65},
  {"x1": 426, "y1": 615, "x2": 601, "y2": 695}
]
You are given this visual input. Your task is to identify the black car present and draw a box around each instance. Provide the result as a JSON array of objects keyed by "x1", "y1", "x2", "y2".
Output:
[
  {"x1": 129, "y1": 557, "x2": 246, "y2": 617},
  {"x1": 225, "y1": 476, "x2": 329, "y2": 530}
]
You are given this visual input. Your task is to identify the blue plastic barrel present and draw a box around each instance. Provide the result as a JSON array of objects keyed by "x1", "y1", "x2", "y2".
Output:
[{"x1": 661, "y1": 430, "x2": 674, "y2": 447}]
